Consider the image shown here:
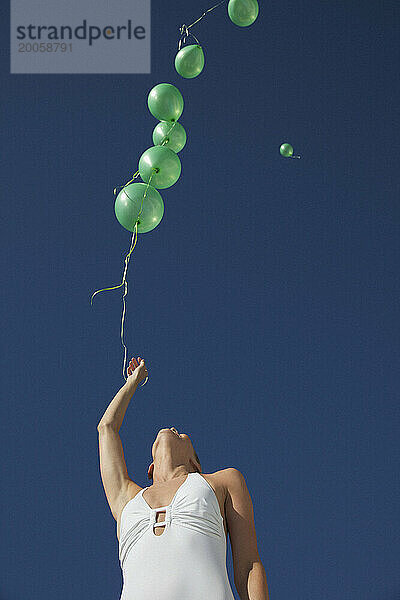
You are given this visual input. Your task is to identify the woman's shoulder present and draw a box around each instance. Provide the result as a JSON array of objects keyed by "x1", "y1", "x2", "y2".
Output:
[{"x1": 201, "y1": 467, "x2": 242, "y2": 498}]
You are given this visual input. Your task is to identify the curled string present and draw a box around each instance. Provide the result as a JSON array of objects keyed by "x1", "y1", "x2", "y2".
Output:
[
  {"x1": 91, "y1": 129, "x2": 175, "y2": 385},
  {"x1": 90, "y1": 170, "x2": 157, "y2": 385},
  {"x1": 178, "y1": 0, "x2": 227, "y2": 50},
  {"x1": 113, "y1": 169, "x2": 141, "y2": 197}
]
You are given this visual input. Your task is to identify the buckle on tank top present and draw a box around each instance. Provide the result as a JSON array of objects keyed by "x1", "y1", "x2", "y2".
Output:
[{"x1": 150, "y1": 505, "x2": 172, "y2": 528}]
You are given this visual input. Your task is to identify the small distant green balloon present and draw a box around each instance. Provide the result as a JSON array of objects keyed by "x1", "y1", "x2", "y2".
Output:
[
  {"x1": 228, "y1": 0, "x2": 259, "y2": 27},
  {"x1": 139, "y1": 145, "x2": 182, "y2": 189},
  {"x1": 147, "y1": 83, "x2": 184, "y2": 122},
  {"x1": 152, "y1": 121, "x2": 187, "y2": 153},
  {"x1": 115, "y1": 183, "x2": 164, "y2": 233},
  {"x1": 280, "y1": 143, "x2": 294, "y2": 157},
  {"x1": 175, "y1": 44, "x2": 205, "y2": 79}
]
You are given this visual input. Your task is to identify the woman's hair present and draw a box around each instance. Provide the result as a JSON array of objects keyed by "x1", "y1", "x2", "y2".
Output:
[{"x1": 193, "y1": 450, "x2": 201, "y2": 469}]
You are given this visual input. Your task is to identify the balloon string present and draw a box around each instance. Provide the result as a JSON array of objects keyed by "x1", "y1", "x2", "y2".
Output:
[
  {"x1": 188, "y1": 0, "x2": 227, "y2": 28},
  {"x1": 90, "y1": 170, "x2": 156, "y2": 385},
  {"x1": 113, "y1": 170, "x2": 141, "y2": 196},
  {"x1": 159, "y1": 122, "x2": 177, "y2": 146},
  {"x1": 178, "y1": 0, "x2": 227, "y2": 50},
  {"x1": 291, "y1": 155, "x2": 301, "y2": 159}
]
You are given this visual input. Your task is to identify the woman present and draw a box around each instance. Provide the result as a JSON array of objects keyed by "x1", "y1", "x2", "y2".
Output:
[{"x1": 97, "y1": 356, "x2": 270, "y2": 600}]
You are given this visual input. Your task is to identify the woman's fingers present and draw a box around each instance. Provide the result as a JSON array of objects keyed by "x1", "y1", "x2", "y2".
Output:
[{"x1": 128, "y1": 356, "x2": 147, "y2": 371}]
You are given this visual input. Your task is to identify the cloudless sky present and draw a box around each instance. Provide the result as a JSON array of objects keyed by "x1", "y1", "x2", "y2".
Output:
[{"x1": 1, "y1": 1, "x2": 399, "y2": 599}]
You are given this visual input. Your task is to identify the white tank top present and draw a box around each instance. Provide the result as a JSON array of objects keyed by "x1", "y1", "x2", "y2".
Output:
[{"x1": 119, "y1": 471, "x2": 235, "y2": 599}]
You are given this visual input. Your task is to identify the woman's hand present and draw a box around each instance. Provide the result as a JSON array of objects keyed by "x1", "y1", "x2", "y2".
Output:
[{"x1": 127, "y1": 356, "x2": 148, "y2": 385}]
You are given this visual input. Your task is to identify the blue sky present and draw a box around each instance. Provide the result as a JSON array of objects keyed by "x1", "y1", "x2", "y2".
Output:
[{"x1": 1, "y1": 1, "x2": 399, "y2": 599}]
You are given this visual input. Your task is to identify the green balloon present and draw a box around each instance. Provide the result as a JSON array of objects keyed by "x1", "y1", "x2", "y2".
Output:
[
  {"x1": 280, "y1": 143, "x2": 294, "y2": 157},
  {"x1": 175, "y1": 44, "x2": 205, "y2": 79},
  {"x1": 152, "y1": 121, "x2": 187, "y2": 153},
  {"x1": 139, "y1": 145, "x2": 182, "y2": 189},
  {"x1": 228, "y1": 0, "x2": 259, "y2": 26},
  {"x1": 147, "y1": 83, "x2": 184, "y2": 122},
  {"x1": 114, "y1": 183, "x2": 164, "y2": 233}
]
